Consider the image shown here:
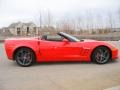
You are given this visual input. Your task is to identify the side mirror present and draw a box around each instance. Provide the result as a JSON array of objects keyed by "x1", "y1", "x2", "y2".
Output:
[{"x1": 63, "y1": 39, "x2": 69, "y2": 44}]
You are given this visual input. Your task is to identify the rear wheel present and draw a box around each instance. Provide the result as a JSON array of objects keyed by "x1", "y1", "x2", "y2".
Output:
[
  {"x1": 92, "y1": 47, "x2": 111, "y2": 64},
  {"x1": 14, "y1": 48, "x2": 35, "y2": 67}
]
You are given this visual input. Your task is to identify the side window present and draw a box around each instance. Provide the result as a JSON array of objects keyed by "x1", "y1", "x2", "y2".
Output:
[{"x1": 47, "y1": 35, "x2": 63, "y2": 41}]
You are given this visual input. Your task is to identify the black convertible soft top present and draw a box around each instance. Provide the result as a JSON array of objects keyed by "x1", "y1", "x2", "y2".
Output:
[{"x1": 41, "y1": 32, "x2": 80, "y2": 42}]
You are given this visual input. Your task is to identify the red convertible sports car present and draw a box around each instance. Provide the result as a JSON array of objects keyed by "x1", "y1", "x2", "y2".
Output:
[{"x1": 5, "y1": 32, "x2": 118, "y2": 67}]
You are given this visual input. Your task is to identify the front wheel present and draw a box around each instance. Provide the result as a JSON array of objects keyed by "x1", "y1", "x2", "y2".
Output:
[
  {"x1": 91, "y1": 47, "x2": 111, "y2": 64},
  {"x1": 14, "y1": 48, "x2": 35, "y2": 67}
]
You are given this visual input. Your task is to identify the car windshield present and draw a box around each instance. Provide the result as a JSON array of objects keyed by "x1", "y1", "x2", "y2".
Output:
[{"x1": 59, "y1": 32, "x2": 80, "y2": 42}]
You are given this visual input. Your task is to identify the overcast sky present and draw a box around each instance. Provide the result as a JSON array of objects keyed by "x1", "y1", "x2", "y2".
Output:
[{"x1": 0, "y1": 0, "x2": 120, "y2": 28}]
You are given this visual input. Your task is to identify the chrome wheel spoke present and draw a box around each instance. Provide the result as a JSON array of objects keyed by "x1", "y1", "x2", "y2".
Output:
[
  {"x1": 103, "y1": 50, "x2": 107, "y2": 55},
  {"x1": 22, "y1": 59, "x2": 26, "y2": 65},
  {"x1": 101, "y1": 55, "x2": 106, "y2": 60}
]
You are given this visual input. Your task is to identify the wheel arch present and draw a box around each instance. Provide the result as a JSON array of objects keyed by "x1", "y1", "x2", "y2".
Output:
[
  {"x1": 13, "y1": 46, "x2": 36, "y2": 61},
  {"x1": 90, "y1": 45, "x2": 112, "y2": 61}
]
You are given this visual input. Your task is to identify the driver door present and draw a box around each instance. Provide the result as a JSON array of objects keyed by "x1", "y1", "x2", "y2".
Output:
[{"x1": 39, "y1": 38, "x2": 82, "y2": 61}]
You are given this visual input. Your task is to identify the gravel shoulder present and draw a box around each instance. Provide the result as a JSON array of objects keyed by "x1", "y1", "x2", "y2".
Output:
[{"x1": 0, "y1": 41, "x2": 120, "y2": 90}]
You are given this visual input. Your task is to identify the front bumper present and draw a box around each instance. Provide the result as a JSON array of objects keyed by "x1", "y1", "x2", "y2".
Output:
[{"x1": 111, "y1": 48, "x2": 118, "y2": 60}]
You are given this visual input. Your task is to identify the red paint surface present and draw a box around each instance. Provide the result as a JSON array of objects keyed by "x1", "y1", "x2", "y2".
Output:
[{"x1": 4, "y1": 37, "x2": 118, "y2": 62}]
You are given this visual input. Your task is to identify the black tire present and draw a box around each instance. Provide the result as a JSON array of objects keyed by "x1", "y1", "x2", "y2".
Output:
[
  {"x1": 14, "y1": 48, "x2": 35, "y2": 67},
  {"x1": 91, "y1": 47, "x2": 111, "y2": 64}
]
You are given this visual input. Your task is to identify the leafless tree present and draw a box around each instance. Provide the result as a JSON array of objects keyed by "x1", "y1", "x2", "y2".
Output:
[
  {"x1": 118, "y1": 8, "x2": 120, "y2": 28},
  {"x1": 38, "y1": 10, "x2": 42, "y2": 35},
  {"x1": 39, "y1": 10, "x2": 42, "y2": 28},
  {"x1": 85, "y1": 10, "x2": 95, "y2": 34},
  {"x1": 107, "y1": 12, "x2": 113, "y2": 29},
  {"x1": 47, "y1": 9, "x2": 52, "y2": 27},
  {"x1": 77, "y1": 15, "x2": 83, "y2": 34}
]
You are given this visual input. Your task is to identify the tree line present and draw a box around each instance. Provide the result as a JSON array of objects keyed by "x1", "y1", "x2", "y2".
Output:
[{"x1": 37, "y1": 8, "x2": 120, "y2": 35}]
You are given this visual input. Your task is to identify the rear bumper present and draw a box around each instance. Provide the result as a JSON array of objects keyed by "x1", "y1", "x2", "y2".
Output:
[{"x1": 4, "y1": 42, "x2": 14, "y2": 60}]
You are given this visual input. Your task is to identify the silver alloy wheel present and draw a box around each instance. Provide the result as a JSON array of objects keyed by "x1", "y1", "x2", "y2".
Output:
[
  {"x1": 16, "y1": 49, "x2": 33, "y2": 66},
  {"x1": 94, "y1": 48, "x2": 110, "y2": 64}
]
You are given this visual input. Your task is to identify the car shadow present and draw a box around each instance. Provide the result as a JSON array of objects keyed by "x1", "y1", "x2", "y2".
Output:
[
  {"x1": 10, "y1": 59, "x2": 119, "y2": 67},
  {"x1": 33, "y1": 60, "x2": 119, "y2": 66},
  {"x1": 34, "y1": 61, "x2": 93, "y2": 66},
  {"x1": 107, "y1": 59, "x2": 119, "y2": 64},
  {"x1": 10, "y1": 61, "x2": 92, "y2": 67}
]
